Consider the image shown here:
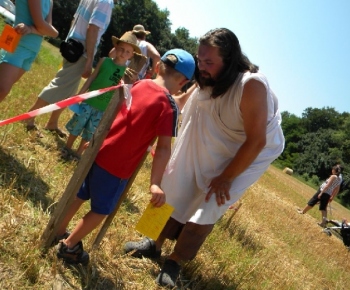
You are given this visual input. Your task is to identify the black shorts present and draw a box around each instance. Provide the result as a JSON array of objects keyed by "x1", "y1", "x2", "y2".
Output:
[{"x1": 307, "y1": 189, "x2": 331, "y2": 211}]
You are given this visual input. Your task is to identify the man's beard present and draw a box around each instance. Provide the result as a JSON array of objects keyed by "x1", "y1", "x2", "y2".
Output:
[{"x1": 198, "y1": 71, "x2": 216, "y2": 87}]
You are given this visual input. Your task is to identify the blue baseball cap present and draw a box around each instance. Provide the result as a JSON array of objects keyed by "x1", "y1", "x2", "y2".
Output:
[{"x1": 161, "y1": 49, "x2": 195, "y2": 80}]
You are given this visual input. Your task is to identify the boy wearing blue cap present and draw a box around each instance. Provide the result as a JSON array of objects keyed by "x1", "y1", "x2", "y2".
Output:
[{"x1": 55, "y1": 49, "x2": 195, "y2": 265}]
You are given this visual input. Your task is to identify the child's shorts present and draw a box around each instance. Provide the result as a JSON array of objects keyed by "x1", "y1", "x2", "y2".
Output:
[
  {"x1": 66, "y1": 102, "x2": 103, "y2": 141},
  {"x1": 0, "y1": 45, "x2": 38, "y2": 71},
  {"x1": 77, "y1": 162, "x2": 129, "y2": 215}
]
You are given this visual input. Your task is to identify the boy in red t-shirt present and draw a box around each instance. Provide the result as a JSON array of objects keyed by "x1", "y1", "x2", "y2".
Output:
[{"x1": 55, "y1": 49, "x2": 195, "y2": 265}]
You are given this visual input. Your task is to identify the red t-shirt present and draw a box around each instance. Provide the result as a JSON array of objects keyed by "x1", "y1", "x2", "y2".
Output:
[{"x1": 95, "y1": 79, "x2": 178, "y2": 179}]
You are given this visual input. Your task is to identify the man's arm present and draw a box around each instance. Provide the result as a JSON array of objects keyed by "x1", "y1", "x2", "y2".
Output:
[
  {"x1": 81, "y1": 24, "x2": 100, "y2": 78},
  {"x1": 149, "y1": 136, "x2": 172, "y2": 207},
  {"x1": 77, "y1": 57, "x2": 105, "y2": 94},
  {"x1": 206, "y1": 79, "x2": 268, "y2": 205},
  {"x1": 173, "y1": 83, "x2": 197, "y2": 111},
  {"x1": 146, "y1": 42, "x2": 161, "y2": 76}
]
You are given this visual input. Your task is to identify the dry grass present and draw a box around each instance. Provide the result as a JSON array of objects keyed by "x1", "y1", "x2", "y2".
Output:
[{"x1": 1, "y1": 20, "x2": 350, "y2": 290}]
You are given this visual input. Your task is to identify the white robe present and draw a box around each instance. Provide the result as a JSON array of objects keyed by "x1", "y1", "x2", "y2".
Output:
[{"x1": 161, "y1": 72, "x2": 285, "y2": 224}]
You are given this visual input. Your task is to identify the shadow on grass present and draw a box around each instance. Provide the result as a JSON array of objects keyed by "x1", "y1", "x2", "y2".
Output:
[
  {"x1": 57, "y1": 262, "x2": 120, "y2": 290},
  {"x1": 174, "y1": 264, "x2": 240, "y2": 290},
  {"x1": 0, "y1": 147, "x2": 52, "y2": 210}
]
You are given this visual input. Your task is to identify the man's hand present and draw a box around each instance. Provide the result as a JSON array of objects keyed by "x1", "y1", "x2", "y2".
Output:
[
  {"x1": 82, "y1": 59, "x2": 93, "y2": 78},
  {"x1": 149, "y1": 184, "x2": 166, "y2": 207},
  {"x1": 206, "y1": 175, "x2": 232, "y2": 206}
]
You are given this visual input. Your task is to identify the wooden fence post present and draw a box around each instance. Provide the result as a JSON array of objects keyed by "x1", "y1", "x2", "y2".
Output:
[
  {"x1": 40, "y1": 87, "x2": 124, "y2": 250},
  {"x1": 40, "y1": 54, "x2": 147, "y2": 250},
  {"x1": 92, "y1": 138, "x2": 156, "y2": 248}
]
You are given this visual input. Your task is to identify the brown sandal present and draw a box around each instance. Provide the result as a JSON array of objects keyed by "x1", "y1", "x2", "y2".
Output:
[
  {"x1": 45, "y1": 128, "x2": 67, "y2": 138},
  {"x1": 25, "y1": 124, "x2": 43, "y2": 138}
]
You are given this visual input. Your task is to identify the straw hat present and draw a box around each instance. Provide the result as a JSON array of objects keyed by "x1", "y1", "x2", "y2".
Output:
[
  {"x1": 111, "y1": 31, "x2": 141, "y2": 54},
  {"x1": 132, "y1": 24, "x2": 151, "y2": 35}
]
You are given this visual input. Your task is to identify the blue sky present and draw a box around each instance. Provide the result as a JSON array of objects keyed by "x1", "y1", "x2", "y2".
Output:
[{"x1": 153, "y1": 0, "x2": 349, "y2": 117}]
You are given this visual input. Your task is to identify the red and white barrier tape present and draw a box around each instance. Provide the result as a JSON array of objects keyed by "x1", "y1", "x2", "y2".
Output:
[{"x1": 0, "y1": 84, "x2": 123, "y2": 127}]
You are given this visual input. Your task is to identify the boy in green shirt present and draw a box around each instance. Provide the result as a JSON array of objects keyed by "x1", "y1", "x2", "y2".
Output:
[{"x1": 63, "y1": 31, "x2": 140, "y2": 160}]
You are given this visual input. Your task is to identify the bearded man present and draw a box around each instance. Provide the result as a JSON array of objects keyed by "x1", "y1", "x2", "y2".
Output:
[{"x1": 125, "y1": 28, "x2": 285, "y2": 288}]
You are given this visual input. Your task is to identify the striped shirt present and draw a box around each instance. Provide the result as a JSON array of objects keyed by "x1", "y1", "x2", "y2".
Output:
[{"x1": 67, "y1": 0, "x2": 114, "y2": 54}]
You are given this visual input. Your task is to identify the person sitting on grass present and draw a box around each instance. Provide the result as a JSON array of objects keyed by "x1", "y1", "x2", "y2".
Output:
[
  {"x1": 62, "y1": 31, "x2": 140, "y2": 160},
  {"x1": 54, "y1": 49, "x2": 195, "y2": 265}
]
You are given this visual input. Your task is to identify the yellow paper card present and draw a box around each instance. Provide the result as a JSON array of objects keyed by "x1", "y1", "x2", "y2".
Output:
[{"x1": 135, "y1": 202, "x2": 174, "y2": 240}]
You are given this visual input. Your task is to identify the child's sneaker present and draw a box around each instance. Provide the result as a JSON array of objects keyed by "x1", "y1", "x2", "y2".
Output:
[
  {"x1": 57, "y1": 241, "x2": 89, "y2": 265},
  {"x1": 50, "y1": 231, "x2": 70, "y2": 247},
  {"x1": 124, "y1": 237, "x2": 161, "y2": 259}
]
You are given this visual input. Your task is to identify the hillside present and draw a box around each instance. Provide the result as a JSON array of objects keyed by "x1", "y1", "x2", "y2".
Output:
[{"x1": 1, "y1": 24, "x2": 350, "y2": 290}]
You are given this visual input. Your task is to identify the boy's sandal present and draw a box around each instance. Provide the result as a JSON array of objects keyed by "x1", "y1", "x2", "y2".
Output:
[
  {"x1": 44, "y1": 128, "x2": 67, "y2": 138},
  {"x1": 60, "y1": 147, "x2": 80, "y2": 162},
  {"x1": 69, "y1": 154, "x2": 81, "y2": 162},
  {"x1": 25, "y1": 124, "x2": 43, "y2": 138},
  {"x1": 60, "y1": 147, "x2": 70, "y2": 159}
]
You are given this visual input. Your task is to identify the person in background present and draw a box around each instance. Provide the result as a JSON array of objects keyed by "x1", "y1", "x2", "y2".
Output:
[
  {"x1": 329, "y1": 164, "x2": 343, "y2": 203},
  {"x1": 24, "y1": 0, "x2": 115, "y2": 138},
  {"x1": 62, "y1": 31, "x2": 140, "y2": 160},
  {"x1": 124, "y1": 28, "x2": 285, "y2": 288},
  {"x1": 298, "y1": 165, "x2": 342, "y2": 227},
  {"x1": 109, "y1": 24, "x2": 160, "y2": 81},
  {"x1": 0, "y1": 0, "x2": 58, "y2": 102},
  {"x1": 54, "y1": 49, "x2": 195, "y2": 265}
]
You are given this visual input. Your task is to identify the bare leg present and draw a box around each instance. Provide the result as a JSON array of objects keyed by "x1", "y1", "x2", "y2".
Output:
[
  {"x1": 300, "y1": 205, "x2": 313, "y2": 214},
  {"x1": 45, "y1": 108, "x2": 65, "y2": 130},
  {"x1": 321, "y1": 210, "x2": 327, "y2": 224},
  {"x1": 0, "y1": 63, "x2": 25, "y2": 102},
  {"x1": 76, "y1": 138, "x2": 89, "y2": 157},
  {"x1": 168, "y1": 222, "x2": 214, "y2": 263},
  {"x1": 25, "y1": 98, "x2": 50, "y2": 126},
  {"x1": 57, "y1": 197, "x2": 85, "y2": 236},
  {"x1": 66, "y1": 134, "x2": 78, "y2": 150},
  {"x1": 155, "y1": 234, "x2": 167, "y2": 251},
  {"x1": 63, "y1": 211, "x2": 107, "y2": 248}
]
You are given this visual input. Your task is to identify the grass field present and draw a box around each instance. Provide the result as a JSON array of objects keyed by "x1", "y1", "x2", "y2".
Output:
[{"x1": 1, "y1": 20, "x2": 350, "y2": 290}]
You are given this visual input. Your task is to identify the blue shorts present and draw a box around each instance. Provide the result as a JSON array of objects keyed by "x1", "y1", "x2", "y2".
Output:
[
  {"x1": 66, "y1": 102, "x2": 103, "y2": 141},
  {"x1": 0, "y1": 45, "x2": 38, "y2": 71},
  {"x1": 77, "y1": 163, "x2": 128, "y2": 215}
]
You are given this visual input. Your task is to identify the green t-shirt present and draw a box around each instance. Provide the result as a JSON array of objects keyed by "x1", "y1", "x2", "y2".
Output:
[{"x1": 85, "y1": 57, "x2": 126, "y2": 111}]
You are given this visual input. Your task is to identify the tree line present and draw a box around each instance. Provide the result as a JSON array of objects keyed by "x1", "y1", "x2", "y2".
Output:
[{"x1": 278, "y1": 107, "x2": 350, "y2": 206}]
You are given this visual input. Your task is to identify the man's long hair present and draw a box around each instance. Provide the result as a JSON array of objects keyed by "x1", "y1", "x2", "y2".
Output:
[{"x1": 195, "y1": 28, "x2": 259, "y2": 98}]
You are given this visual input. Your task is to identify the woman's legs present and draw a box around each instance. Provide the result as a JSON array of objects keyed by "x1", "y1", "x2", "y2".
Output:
[{"x1": 0, "y1": 63, "x2": 25, "y2": 102}]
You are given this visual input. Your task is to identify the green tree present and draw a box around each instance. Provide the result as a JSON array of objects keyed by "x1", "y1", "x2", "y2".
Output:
[
  {"x1": 100, "y1": 0, "x2": 172, "y2": 57},
  {"x1": 301, "y1": 107, "x2": 342, "y2": 133},
  {"x1": 51, "y1": 0, "x2": 79, "y2": 41},
  {"x1": 277, "y1": 111, "x2": 305, "y2": 167},
  {"x1": 294, "y1": 129, "x2": 343, "y2": 179}
]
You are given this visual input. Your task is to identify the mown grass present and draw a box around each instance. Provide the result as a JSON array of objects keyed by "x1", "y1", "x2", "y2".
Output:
[{"x1": 1, "y1": 19, "x2": 350, "y2": 290}]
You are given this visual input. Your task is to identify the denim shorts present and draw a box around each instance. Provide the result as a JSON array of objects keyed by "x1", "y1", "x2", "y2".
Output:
[
  {"x1": 66, "y1": 102, "x2": 103, "y2": 141},
  {"x1": 0, "y1": 45, "x2": 38, "y2": 71},
  {"x1": 77, "y1": 163, "x2": 128, "y2": 215}
]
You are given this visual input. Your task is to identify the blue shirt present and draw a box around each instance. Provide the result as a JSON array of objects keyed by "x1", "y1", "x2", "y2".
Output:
[{"x1": 15, "y1": 0, "x2": 50, "y2": 52}]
